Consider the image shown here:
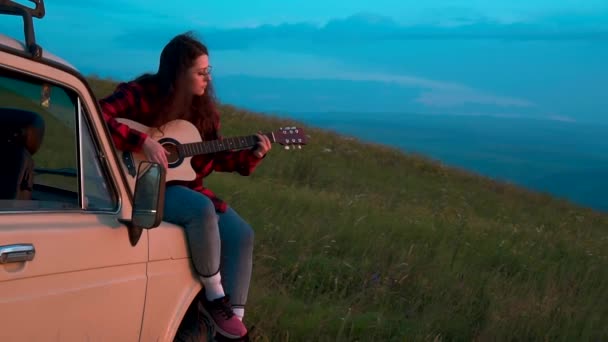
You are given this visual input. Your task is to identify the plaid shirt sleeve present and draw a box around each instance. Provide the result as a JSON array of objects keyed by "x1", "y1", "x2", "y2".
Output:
[
  {"x1": 98, "y1": 82, "x2": 148, "y2": 152},
  {"x1": 211, "y1": 121, "x2": 265, "y2": 175}
]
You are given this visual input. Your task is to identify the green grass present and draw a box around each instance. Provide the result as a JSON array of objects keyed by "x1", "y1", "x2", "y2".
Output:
[{"x1": 84, "y1": 78, "x2": 608, "y2": 340}]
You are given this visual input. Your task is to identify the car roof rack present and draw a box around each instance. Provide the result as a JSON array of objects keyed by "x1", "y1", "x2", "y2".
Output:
[{"x1": 0, "y1": 0, "x2": 45, "y2": 58}]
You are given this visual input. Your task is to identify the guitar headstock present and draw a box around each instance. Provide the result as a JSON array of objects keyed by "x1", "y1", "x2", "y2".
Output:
[{"x1": 271, "y1": 126, "x2": 308, "y2": 150}]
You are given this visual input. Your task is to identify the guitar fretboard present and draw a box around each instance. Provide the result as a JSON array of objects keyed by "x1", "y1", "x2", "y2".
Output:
[{"x1": 178, "y1": 133, "x2": 274, "y2": 157}]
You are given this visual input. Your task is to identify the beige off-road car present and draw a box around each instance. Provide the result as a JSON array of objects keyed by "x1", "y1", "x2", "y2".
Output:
[{"x1": 0, "y1": 1, "x2": 213, "y2": 340}]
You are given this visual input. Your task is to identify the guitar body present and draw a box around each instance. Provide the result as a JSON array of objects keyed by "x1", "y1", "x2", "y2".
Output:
[{"x1": 114, "y1": 118, "x2": 201, "y2": 193}]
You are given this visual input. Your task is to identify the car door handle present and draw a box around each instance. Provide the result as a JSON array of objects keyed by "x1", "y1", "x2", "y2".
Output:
[{"x1": 0, "y1": 244, "x2": 36, "y2": 264}]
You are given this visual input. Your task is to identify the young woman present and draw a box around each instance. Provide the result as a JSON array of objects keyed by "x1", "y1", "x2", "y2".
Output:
[{"x1": 99, "y1": 32, "x2": 271, "y2": 339}]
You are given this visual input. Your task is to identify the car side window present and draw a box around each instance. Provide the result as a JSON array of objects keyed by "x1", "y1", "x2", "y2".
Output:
[{"x1": 0, "y1": 68, "x2": 117, "y2": 212}]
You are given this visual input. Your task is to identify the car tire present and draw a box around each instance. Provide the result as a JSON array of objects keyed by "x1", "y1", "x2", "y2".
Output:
[{"x1": 174, "y1": 300, "x2": 214, "y2": 342}]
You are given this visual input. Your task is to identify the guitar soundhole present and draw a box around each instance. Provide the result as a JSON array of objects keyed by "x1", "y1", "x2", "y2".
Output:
[{"x1": 163, "y1": 143, "x2": 180, "y2": 165}]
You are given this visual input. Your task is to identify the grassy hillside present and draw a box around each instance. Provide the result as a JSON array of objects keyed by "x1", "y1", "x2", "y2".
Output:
[{"x1": 88, "y1": 77, "x2": 608, "y2": 341}]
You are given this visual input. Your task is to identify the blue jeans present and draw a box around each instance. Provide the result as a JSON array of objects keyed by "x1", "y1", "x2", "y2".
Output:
[{"x1": 162, "y1": 185, "x2": 254, "y2": 308}]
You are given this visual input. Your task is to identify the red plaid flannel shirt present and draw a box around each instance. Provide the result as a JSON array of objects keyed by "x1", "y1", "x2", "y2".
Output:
[{"x1": 99, "y1": 81, "x2": 264, "y2": 213}]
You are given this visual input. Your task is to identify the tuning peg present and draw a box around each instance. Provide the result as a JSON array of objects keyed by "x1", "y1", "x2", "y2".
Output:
[
  {"x1": 284, "y1": 146, "x2": 290, "y2": 150},
  {"x1": 298, "y1": 145, "x2": 302, "y2": 149}
]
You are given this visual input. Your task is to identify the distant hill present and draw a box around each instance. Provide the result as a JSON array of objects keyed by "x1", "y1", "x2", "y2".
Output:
[{"x1": 88, "y1": 76, "x2": 608, "y2": 341}]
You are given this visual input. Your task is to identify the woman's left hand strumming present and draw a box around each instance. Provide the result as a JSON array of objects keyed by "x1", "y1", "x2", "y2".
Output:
[{"x1": 253, "y1": 132, "x2": 272, "y2": 158}]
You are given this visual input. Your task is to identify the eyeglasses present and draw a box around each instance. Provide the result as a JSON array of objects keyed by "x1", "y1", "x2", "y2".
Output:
[{"x1": 200, "y1": 66, "x2": 212, "y2": 76}]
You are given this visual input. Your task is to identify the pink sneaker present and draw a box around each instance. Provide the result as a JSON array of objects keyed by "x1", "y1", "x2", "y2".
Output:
[{"x1": 200, "y1": 295, "x2": 247, "y2": 339}]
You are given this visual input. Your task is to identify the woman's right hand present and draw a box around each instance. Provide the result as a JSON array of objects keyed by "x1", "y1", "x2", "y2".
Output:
[{"x1": 142, "y1": 136, "x2": 170, "y2": 169}]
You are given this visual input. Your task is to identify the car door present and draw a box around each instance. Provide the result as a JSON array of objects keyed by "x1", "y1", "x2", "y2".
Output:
[{"x1": 0, "y1": 66, "x2": 147, "y2": 340}]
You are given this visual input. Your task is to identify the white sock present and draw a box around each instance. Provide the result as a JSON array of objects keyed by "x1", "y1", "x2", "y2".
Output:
[
  {"x1": 200, "y1": 273, "x2": 225, "y2": 301},
  {"x1": 233, "y1": 307, "x2": 245, "y2": 321}
]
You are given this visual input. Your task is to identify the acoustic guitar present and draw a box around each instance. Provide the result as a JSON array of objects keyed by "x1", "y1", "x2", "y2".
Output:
[{"x1": 114, "y1": 118, "x2": 308, "y2": 193}]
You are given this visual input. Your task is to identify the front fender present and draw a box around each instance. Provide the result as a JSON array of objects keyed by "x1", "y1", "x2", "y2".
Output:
[
  {"x1": 140, "y1": 222, "x2": 203, "y2": 341},
  {"x1": 139, "y1": 257, "x2": 203, "y2": 341}
]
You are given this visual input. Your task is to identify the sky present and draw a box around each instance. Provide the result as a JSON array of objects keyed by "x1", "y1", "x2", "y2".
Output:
[
  {"x1": 16, "y1": 0, "x2": 608, "y2": 27},
  {"x1": 1, "y1": 0, "x2": 607, "y2": 124},
  {"x1": 5, "y1": 0, "x2": 608, "y2": 34}
]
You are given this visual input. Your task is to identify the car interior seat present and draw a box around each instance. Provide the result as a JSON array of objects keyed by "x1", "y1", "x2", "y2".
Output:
[{"x1": 0, "y1": 108, "x2": 45, "y2": 200}]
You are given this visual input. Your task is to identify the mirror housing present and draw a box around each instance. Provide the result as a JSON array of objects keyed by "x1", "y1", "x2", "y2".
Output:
[{"x1": 122, "y1": 161, "x2": 166, "y2": 246}]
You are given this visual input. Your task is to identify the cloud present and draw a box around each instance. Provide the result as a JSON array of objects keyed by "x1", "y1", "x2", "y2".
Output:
[
  {"x1": 210, "y1": 49, "x2": 535, "y2": 111},
  {"x1": 547, "y1": 115, "x2": 576, "y2": 122},
  {"x1": 213, "y1": 74, "x2": 566, "y2": 123},
  {"x1": 406, "y1": 110, "x2": 571, "y2": 122},
  {"x1": 206, "y1": 11, "x2": 608, "y2": 47},
  {"x1": 107, "y1": 10, "x2": 608, "y2": 55},
  {"x1": 415, "y1": 89, "x2": 533, "y2": 108},
  {"x1": 334, "y1": 72, "x2": 535, "y2": 109},
  {"x1": 313, "y1": 72, "x2": 533, "y2": 109}
]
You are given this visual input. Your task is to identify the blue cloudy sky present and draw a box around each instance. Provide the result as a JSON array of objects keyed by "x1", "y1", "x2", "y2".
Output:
[{"x1": 1, "y1": 0, "x2": 607, "y2": 123}]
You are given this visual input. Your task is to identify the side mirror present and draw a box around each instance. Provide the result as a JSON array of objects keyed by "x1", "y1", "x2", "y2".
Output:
[
  {"x1": 124, "y1": 161, "x2": 166, "y2": 246},
  {"x1": 132, "y1": 161, "x2": 165, "y2": 228}
]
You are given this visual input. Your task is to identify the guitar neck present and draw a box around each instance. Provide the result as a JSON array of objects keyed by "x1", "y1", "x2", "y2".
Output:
[{"x1": 179, "y1": 132, "x2": 275, "y2": 157}]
